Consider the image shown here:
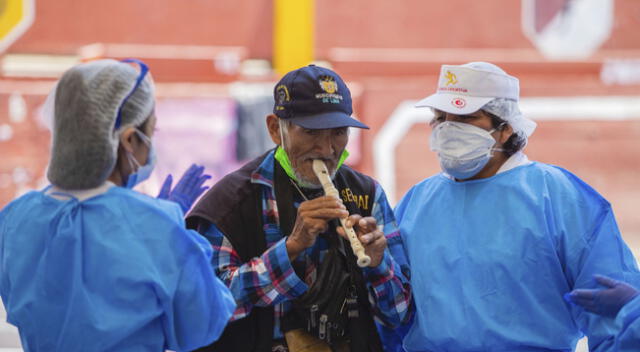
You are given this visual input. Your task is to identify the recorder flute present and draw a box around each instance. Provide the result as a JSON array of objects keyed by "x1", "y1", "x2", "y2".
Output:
[{"x1": 312, "y1": 159, "x2": 371, "y2": 267}]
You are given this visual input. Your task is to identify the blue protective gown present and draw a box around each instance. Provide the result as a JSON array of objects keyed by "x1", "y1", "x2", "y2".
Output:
[
  {"x1": 612, "y1": 295, "x2": 640, "y2": 350},
  {"x1": 0, "y1": 186, "x2": 236, "y2": 352},
  {"x1": 395, "y1": 162, "x2": 640, "y2": 352}
]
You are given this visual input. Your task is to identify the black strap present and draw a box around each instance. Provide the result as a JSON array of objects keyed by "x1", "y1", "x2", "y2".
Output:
[{"x1": 273, "y1": 160, "x2": 298, "y2": 241}]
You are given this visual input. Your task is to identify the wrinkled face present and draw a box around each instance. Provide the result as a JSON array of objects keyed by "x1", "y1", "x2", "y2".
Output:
[{"x1": 282, "y1": 123, "x2": 349, "y2": 186}]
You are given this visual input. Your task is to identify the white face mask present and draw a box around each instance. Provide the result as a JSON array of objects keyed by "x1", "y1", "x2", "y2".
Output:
[{"x1": 430, "y1": 121, "x2": 501, "y2": 180}]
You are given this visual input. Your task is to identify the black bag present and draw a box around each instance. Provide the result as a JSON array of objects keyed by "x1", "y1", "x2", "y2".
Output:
[
  {"x1": 287, "y1": 238, "x2": 359, "y2": 346},
  {"x1": 273, "y1": 162, "x2": 364, "y2": 347}
]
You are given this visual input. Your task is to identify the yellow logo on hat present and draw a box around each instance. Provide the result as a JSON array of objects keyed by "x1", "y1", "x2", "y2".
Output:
[
  {"x1": 444, "y1": 71, "x2": 458, "y2": 86},
  {"x1": 275, "y1": 84, "x2": 290, "y2": 111},
  {"x1": 319, "y1": 76, "x2": 338, "y2": 94}
]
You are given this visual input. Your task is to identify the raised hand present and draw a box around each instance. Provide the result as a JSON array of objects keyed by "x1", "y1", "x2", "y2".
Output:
[{"x1": 157, "y1": 164, "x2": 211, "y2": 214}]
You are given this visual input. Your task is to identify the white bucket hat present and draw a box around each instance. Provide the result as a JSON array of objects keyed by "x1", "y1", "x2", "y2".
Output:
[{"x1": 416, "y1": 62, "x2": 536, "y2": 138}]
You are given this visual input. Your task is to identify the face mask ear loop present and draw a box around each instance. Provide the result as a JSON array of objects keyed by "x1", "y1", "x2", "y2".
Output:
[
  {"x1": 490, "y1": 123, "x2": 509, "y2": 156},
  {"x1": 278, "y1": 118, "x2": 288, "y2": 150},
  {"x1": 135, "y1": 129, "x2": 152, "y2": 145},
  {"x1": 126, "y1": 148, "x2": 141, "y2": 173},
  {"x1": 490, "y1": 122, "x2": 509, "y2": 151},
  {"x1": 279, "y1": 126, "x2": 286, "y2": 151},
  {"x1": 489, "y1": 122, "x2": 507, "y2": 134},
  {"x1": 120, "y1": 146, "x2": 140, "y2": 188},
  {"x1": 124, "y1": 129, "x2": 150, "y2": 176}
]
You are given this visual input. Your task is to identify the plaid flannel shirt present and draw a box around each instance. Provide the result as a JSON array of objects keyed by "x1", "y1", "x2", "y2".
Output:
[{"x1": 202, "y1": 151, "x2": 412, "y2": 340}]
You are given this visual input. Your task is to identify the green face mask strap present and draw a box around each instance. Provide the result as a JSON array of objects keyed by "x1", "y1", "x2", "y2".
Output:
[
  {"x1": 274, "y1": 146, "x2": 350, "y2": 183},
  {"x1": 274, "y1": 146, "x2": 299, "y2": 182},
  {"x1": 337, "y1": 149, "x2": 350, "y2": 169}
]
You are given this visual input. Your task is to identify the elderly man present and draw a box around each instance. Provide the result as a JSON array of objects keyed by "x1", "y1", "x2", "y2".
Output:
[
  {"x1": 395, "y1": 62, "x2": 640, "y2": 351},
  {"x1": 187, "y1": 65, "x2": 412, "y2": 352}
]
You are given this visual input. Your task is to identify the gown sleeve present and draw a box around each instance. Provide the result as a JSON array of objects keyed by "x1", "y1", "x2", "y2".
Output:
[{"x1": 551, "y1": 169, "x2": 640, "y2": 351}]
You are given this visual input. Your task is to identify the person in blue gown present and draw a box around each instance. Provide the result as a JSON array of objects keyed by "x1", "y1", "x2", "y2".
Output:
[
  {"x1": 394, "y1": 61, "x2": 640, "y2": 351},
  {"x1": 0, "y1": 59, "x2": 235, "y2": 352}
]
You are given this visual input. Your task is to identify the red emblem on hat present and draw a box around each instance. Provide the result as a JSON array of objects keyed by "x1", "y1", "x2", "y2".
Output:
[{"x1": 451, "y1": 98, "x2": 466, "y2": 109}]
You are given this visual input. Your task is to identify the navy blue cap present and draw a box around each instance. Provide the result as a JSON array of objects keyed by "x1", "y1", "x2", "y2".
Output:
[{"x1": 273, "y1": 65, "x2": 369, "y2": 129}]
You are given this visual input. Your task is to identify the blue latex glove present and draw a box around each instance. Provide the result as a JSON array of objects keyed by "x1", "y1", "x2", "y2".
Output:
[
  {"x1": 564, "y1": 274, "x2": 640, "y2": 318},
  {"x1": 157, "y1": 164, "x2": 211, "y2": 214}
]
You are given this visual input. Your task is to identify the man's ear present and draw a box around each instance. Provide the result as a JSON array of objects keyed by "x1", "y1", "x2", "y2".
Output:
[
  {"x1": 118, "y1": 127, "x2": 137, "y2": 153},
  {"x1": 266, "y1": 114, "x2": 282, "y2": 145}
]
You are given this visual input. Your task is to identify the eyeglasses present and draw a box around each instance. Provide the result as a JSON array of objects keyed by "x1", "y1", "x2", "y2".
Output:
[{"x1": 114, "y1": 58, "x2": 149, "y2": 130}]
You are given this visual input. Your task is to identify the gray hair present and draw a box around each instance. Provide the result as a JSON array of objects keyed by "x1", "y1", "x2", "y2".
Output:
[
  {"x1": 278, "y1": 118, "x2": 291, "y2": 147},
  {"x1": 47, "y1": 59, "x2": 155, "y2": 190}
]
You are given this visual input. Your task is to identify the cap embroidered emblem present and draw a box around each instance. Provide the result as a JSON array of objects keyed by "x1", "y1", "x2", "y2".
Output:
[
  {"x1": 275, "y1": 84, "x2": 290, "y2": 110},
  {"x1": 319, "y1": 75, "x2": 338, "y2": 94},
  {"x1": 451, "y1": 98, "x2": 466, "y2": 108},
  {"x1": 444, "y1": 71, "x2": 458, "y2": 86}
]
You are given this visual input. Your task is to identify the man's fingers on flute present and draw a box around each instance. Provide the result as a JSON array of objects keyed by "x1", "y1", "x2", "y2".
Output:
[
  {"x1": 369, "y1": 235, "x2": 387, "y2": 252},
  {"x1": 363, "y1": 233, "x2": 386, "y2": 267},
  {"x1": 360, "y1": 233, "x2": 373, "y2": 244},
  {"x1": 303, "y1": 196, "x2": 344, "y2": 208},
  {"x1": 357, "y1": 217, "x2": 378, "y2": 233},
  {"x1": 344, "y1": 214, "x2": 363, "y2": 228},
  {"x1": 309, "y1": 209, "x2": 349, "y2": 219},
  {"x1": 359, "y1": 228, "x2": 383, "y2": 245},
  {"x1": 336, "y1": 226, "x2": 349, "y2": 240},
  {"x1": 309, "y1": 195, "x2": 342, "y2": 202},
  {"x1": 350, "y1": 216, "x2": 377, "y2": 238}
]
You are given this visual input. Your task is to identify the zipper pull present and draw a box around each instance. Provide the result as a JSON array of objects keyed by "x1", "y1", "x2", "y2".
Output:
[
  {"x1": 310, "y1": 304, "x2": 319, "y2": 328},
  {"x1": 319, "y1": 314, "x2": 327, "y2": 340}
]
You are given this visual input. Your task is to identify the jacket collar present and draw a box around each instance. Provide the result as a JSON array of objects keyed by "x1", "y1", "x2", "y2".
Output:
[{"x1": 250, "y1": 149, "x2": 276, "y2": 188}]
